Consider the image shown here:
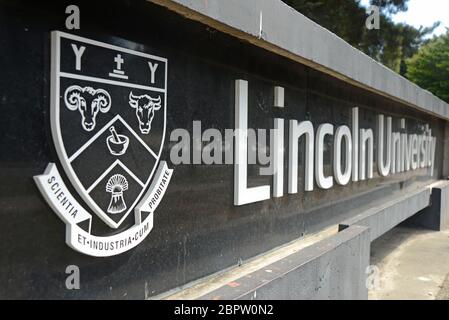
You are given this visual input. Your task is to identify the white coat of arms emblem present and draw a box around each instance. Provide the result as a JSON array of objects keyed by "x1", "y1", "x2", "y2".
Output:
[{"x1": 34, "y1": 31, "x2": 173, "y2": 257}]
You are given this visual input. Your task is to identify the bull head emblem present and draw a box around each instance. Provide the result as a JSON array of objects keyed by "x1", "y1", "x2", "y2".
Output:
[
  {"x1": 128, "y1": 92, "x2": 162, "y2": 134},
  {"x1": 64, "y1": 85, "x2": 112, "y2": 132}
]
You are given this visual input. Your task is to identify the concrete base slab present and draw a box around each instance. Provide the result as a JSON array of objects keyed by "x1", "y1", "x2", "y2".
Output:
[
  {"x1": 160, "y1": 225, "x2": 370, "y2": 300},
  {"x1": 405, "y1": 181, "x2": 449, "y2": 231},
  {"x1": 339, "y1": 187, "x2": 432, "y2": 242}
]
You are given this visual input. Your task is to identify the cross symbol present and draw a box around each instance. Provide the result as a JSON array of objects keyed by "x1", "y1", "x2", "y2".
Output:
[{"x1": 114, "y1": 54, "x2": 124, "y2": 71}]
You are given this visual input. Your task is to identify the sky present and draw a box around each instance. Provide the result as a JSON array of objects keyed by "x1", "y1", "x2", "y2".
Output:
[{"x1": 361, "y1": 0, "x2": 449, "y2": 36}]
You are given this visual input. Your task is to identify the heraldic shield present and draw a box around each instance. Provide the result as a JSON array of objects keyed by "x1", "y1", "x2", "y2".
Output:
[{"x1": 50, "y1": 32, "x2": 167, "y2": 229}]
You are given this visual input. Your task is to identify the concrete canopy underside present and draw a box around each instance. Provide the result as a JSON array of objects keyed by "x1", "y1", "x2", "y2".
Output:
[{"x1": 151, "y1": 0, "x2": 449, "y2": 121}]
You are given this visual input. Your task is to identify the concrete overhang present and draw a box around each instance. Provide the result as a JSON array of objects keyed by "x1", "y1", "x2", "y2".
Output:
[{"x1": 150, "y1": 0, "x2": 449, "y2": 120}]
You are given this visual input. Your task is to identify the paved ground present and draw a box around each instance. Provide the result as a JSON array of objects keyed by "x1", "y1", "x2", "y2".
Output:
[
  {"x1": 369, "y1": 225, "x2": 449, "y2": 300},
  {"x1": 436, "y1": 273, "x2": 449, "y2": 299}
]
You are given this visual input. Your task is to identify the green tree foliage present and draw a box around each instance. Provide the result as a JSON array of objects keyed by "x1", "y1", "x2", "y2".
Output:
[
  {"x1": 407, "y1": 32, "x2": 449, "y2": 102},
  {"x1": 282, "y1": 0, "x2": 437, "y2": 75},
  {"x1": 371, "y1": 0, "x2": 408, "y2": 14}
]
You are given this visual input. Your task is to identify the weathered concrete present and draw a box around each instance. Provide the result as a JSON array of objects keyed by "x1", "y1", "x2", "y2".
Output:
[
  {"x1": 339, "y1": 187, "x2": 432, "y2": 242},
  {"x1": 152, "y1": 0, "x2": 449, "y2": 120},
  {"x1": 443, "y1": 124, "x2": 449, "y2": 178},
  {"x1": 193, "y1": 225, "x2": 370, "y2": 300},
  {"x1": 159, "y1": 183, "x2": 440, "y2": 300},
  {"x1": 405, "y1": 182, "x2": 449, "y2": 231},
  {"x1": 158, "y1": 226, "x2": 338, "y2": 300}
]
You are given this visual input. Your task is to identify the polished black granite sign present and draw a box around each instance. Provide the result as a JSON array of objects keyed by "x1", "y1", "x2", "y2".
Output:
[{"x1": 0, "y1": 0, "x2": 445, "y2": 298}]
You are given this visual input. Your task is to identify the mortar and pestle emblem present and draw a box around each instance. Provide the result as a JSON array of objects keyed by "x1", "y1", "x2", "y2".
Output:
[{"x1": 106, "y1": 126, "x2": 129, "y2": 156}]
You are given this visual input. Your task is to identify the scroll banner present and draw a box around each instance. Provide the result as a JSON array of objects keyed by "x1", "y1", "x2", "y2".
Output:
[{"x1": 34, "y1": 161, "x2": 173, "y2": 257}]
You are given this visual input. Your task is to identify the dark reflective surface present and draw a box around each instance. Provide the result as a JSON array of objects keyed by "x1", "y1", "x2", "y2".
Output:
[{"x1": 0, "y1": 0, "x2": 444, "y2": 298}]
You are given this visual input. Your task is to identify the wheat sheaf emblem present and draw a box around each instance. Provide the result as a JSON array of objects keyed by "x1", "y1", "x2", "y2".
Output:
[{"x1": 106, "y1": 174, "x2": 129, "y2": 214}]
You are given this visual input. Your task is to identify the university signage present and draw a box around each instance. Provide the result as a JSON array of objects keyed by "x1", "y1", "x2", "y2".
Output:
[
  {"x1": 231, "y1": 79, "x2": 437, "y2": 205},
  {"x1": 34, "y1": 32, "x2": 437, "y2": 258}
]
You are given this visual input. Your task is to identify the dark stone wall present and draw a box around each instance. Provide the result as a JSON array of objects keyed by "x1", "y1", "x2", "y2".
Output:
[{"x1": 0, "y1": 0, "x2": 445, "y2": 298}]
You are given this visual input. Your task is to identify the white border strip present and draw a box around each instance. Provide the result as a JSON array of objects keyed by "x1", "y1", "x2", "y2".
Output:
[{"x1": 60, "y1": 72, "x2": 166, "y2": 93}]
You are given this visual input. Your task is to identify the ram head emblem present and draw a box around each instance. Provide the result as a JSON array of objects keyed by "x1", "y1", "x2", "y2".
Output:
[{"x1": 64, "y1": 85, "x2": 112, "y2": 132}]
